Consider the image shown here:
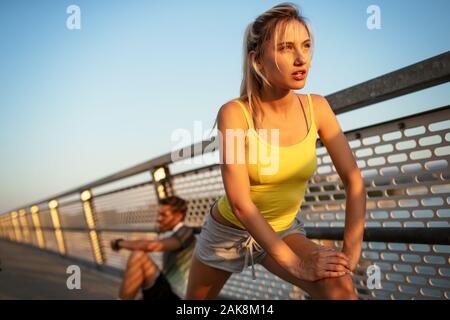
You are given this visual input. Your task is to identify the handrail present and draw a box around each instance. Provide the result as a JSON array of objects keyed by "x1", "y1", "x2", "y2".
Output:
[
  {"x1": 306, "y1": 227, "x2": 450, "y2": 245},
  {"x1": 328, "y1": 51, "x2": 450, "y2": 114},
  {"x1": 3, "y1": 225, "x2": 449, "y2": 245}
]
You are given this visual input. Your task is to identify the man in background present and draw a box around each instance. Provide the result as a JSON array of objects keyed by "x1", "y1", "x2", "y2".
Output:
[{"x1": 111, "y1": 195, "x2": 197, "y2": 300}]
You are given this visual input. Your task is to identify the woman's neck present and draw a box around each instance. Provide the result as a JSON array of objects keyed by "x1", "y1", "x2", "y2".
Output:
[{"x1": 259, "y1": 88, "x2": 296, "y2": 114}]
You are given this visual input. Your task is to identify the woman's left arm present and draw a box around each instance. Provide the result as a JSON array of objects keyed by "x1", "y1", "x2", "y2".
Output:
[{"x1": 313, "y1": 95, "x2": 367, "y2": 271}]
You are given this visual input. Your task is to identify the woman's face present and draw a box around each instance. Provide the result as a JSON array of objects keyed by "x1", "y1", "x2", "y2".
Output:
[{"x1": 257, "y1": 20, "x2": 312, "y2": 91}]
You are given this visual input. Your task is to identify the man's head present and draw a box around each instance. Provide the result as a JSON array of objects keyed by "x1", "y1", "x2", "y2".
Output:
[{"x1": 157, "y1": 196, "x2": 188, "y2": 232}]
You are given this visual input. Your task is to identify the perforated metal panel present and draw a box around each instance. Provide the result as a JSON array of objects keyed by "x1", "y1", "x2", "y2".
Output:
[
  {"x1": 24, "y1": 213, "x2": 38, "y2": 246},
  {"x1": 306, "y1": 109, "x2": 449, "y2": 229},
  {"x1": 38, "y1": 208, "x2": 60, "y2": 253},
  {"x1": 93, "y1": 183, "x2": 159, "y2": 228},
  {"x1": 355, "y1": 241, "x2": 449, "y2": 299},
  {"x1": 64, "y1": 231, "x2": 96, "y2": 263},
  {"x1": 59, "y1": 201, "x2": 86, "y2": 228},
  {"x1": 171, "y1": 166, "x2": 223, "y2": 227}
]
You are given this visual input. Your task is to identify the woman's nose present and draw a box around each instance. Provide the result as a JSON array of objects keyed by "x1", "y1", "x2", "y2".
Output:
[{"x1": 294, "y1": 47, "x2": 307, "y2": 65}]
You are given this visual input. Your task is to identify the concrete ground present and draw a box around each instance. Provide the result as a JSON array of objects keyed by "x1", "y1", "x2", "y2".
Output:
[{"x1": 0, "y1": 239, "x2": 121, "y2": 299}]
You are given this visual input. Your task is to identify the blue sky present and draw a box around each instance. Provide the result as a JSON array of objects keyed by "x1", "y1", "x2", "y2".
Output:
[{"x1": 1, "y1": 0, "x2": 449, "y2": 213}]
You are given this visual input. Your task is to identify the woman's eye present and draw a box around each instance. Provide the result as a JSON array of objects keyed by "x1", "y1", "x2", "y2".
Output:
[
  {"x1": 279, "y1": 43, "x2": 311, "y2": 51},
  {"x1": 278, "y1": 43, "x2": 293, "y2": 51}
]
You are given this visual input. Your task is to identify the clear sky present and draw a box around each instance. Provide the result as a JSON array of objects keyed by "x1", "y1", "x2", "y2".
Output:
[{"x1": 1, "y1": 0, "x2": 449, "y2": 213}]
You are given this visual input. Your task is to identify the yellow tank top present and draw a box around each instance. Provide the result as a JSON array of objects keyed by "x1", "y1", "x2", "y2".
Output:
[{"x1": 217, "y1": 94, "x2": 318, "y2": 232}]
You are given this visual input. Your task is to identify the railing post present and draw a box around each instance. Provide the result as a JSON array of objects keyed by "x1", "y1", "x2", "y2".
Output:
[
  {"x1": 80, "y1": 189, "x2": 105, "y2": 265},
  {"x1": 48, "y1": 200, "x2": 66, "y2": 255},
  {"x1": 151, "y1": 165, "x2": 173, "y2": 202},
  {"x1": 10, "y1": 211, "x2": 22, "y2": 242},
  {"x1": 0, "y1": 215, "x2": 5, "y2": 238},
  {"x1": 4, "y1": 215, "x2": 13, "y2": 240},
  {"x1": 18, "y1": 208, "x2": 31, "y2": 244},
  {"x1": 6, "y1": 215, "x2": 16, "y2": 241},
  {"x1": 8, "y1": 215, "x2": 15, "y2": 241},
  {"x1": 30, "y1": 205, "x2": 46, "y2": 249}
]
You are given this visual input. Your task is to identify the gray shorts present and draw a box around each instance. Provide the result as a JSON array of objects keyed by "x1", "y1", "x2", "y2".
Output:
[{"x1": 194, "y1": 200, "x2": 307, "y2": 280}]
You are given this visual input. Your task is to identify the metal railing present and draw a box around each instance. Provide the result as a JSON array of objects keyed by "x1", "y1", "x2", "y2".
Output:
[{"x1": 0, "y1": 51, "x2": 449, "y2": 300}]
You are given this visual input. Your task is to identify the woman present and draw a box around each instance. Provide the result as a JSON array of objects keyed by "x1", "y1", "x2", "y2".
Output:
[{"x1": 186, "y1": 2, "x2": 366, "y2": 300}]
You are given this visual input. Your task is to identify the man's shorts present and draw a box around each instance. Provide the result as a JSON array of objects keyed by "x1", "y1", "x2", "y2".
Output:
[{"x1": 142, "y1": 273, "x2": 181, "y2": 300}]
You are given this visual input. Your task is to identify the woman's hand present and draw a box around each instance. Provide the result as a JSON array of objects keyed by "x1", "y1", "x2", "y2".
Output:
[{"x1": 289, "y1": 245, "x2": 352, "y2": 281}]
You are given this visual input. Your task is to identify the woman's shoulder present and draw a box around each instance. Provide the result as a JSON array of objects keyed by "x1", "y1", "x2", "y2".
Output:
[
  {"x1": 295, "y1": 93, "x2": 328, "y2": 130},
  {"x1": 217, "y1": 98, "x2": 251, "y2": 130},
  {"x1": 221, "y1": 97, "x2": 248, "y2": 109},
  {"x1": 295, "y1": 92, "x2": 326, "y2": 103}
]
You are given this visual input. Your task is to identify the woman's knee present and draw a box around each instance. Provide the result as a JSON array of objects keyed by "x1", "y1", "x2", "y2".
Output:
[
  {"x1": 186, "y1": 255, "x2": 230, "y2": 300},
  {"x1": 325, "y1": 287, "x2": 358, "y2": 300}
]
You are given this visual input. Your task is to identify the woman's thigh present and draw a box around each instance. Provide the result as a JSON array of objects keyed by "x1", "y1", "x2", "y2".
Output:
[
  {"x1": 185, "y1": 254, "x2": 232, "y2": 300},
  {"x1": 259, "y1": 233, "x2": 358, "y2": 300}
]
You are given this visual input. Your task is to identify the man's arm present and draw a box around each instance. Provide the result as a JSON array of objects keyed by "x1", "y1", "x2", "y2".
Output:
[
  {"x1": 111, "y1": 228, "x2": 197, "y2": 253},
  {"x1": 157, "y1": 236, "x2": 183, "y2": 251},
  {"x1": 111, "y1": 237, "x2": 182, "y2": 252}
]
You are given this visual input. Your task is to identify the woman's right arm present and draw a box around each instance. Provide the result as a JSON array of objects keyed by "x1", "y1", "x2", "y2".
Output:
[{"x1": 217, "y1": 101, "x2": 350, "y2": 281}]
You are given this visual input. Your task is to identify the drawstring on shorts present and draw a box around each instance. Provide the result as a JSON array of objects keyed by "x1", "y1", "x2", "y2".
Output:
[{"x1": 235, "y1": 235, "x2": 263, "y2": 280}]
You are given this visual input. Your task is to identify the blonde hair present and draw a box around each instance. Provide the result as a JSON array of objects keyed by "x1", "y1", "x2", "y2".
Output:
[{"x1": 210, "y1": 2, "x2": 313, "y2": 134}]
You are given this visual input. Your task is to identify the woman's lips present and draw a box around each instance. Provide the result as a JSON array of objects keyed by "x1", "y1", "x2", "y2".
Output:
[{"x1": 292, "y1": 71, "x2": 306, "y2": 80}]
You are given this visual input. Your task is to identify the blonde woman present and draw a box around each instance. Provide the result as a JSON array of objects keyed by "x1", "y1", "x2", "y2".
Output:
[{"x1": 186, "y1": 3, "x2": 366, "y2": 300}]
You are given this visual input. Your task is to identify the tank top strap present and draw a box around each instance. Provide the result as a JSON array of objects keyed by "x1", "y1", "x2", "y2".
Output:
[
  {"x1": 234, "y1": 99, "x2": 254, "y2": 130},
  {"x1": 307, "y1": 93, "x2": 316, "y2": 129}
]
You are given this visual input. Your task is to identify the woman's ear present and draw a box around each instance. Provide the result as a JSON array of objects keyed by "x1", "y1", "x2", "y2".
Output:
[{"x1": 249, "y1": 50, "x2": 263, "y2": 71}]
